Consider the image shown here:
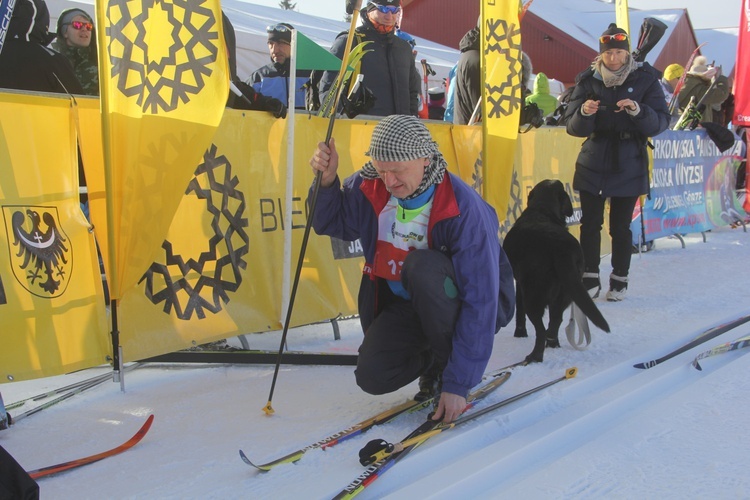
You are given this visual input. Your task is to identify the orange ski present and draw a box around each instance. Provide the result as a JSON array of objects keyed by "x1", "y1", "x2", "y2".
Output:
[{"x1": 27, "y1": 415, "x2": 154, "y2": 479}]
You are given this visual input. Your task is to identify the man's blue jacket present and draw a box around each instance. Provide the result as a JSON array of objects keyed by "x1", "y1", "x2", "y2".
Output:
[{"x1": 311, "y1": 170, "x2": 515, "y2": 397}]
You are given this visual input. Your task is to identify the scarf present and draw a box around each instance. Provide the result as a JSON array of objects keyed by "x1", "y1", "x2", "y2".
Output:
[{"x1": 592, "y1": 54, "x2": 637, "y2": 87}]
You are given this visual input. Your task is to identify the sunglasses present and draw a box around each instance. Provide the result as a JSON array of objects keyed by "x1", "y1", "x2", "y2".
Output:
[
  {"x1": 374, "y1": 5, "x2": 401, "y2": 14},
  {"x1": 599, "y1": 33, "x2": 628, "y2": 43},
  {"x1": 70, "y1": 20, "x2": 93, "y2": 31},
  {"x1": 267, "y1": 24, "x2": 292, "y2": 33}
]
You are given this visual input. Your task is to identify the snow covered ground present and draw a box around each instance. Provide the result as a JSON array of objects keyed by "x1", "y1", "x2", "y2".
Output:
[{"x1": 1, "y1": 225, "x2": 750, "y2": 499}]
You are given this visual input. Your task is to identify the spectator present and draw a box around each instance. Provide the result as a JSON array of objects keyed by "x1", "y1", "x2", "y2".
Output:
[
  {"x1": 525, "y1": 72, "x2": 558, "y2": 118},
  {"x1": 443, "y1": 63, "x2": 457, "y2": 123},
  {"x1": 677, "y1": 56, "x2": 730, "y2": 124},
  {"x1": 453, "y1": 18, "x2": 480, "y2": 125},
  {"x1": 308, "y1": 114, "x2": 514, "y2": 423},
  {"x1": 0, "y1": 0, "x2": 83, "y2": 94},
  {"x1": 248, "y1": 23, "x2": 311, "y2": 109},
  {"x1": 427, "y1": 86, "x2": 445, "y2": 120},
  {"x1": 223, "y1": 13, "x2": 286, "y2": 117},
  {"x1": 659, "y1": 63, "x2": 683, "y2": 125},
  {"x1": 51, "y1": 8, "x2": 99, "y2": 96},
  {"x1": 565, "y1": 23, "x2": 670, "y2": 301},
  {"x1": 660, "y1": 63, "x2": 683, "y2": 106},
  {"x1": 318, "y1": 0, "x2": 420, "y2": 117}
]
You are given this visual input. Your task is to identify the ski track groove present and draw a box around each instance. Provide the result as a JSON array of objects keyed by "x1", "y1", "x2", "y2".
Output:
[{"x1": 344, "y1": 321, "x2": 750, "y2": 499}]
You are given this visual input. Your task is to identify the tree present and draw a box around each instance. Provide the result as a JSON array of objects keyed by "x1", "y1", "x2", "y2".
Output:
[{"x1": 278, "y1": 0, "x2": 297, "y2": 10}]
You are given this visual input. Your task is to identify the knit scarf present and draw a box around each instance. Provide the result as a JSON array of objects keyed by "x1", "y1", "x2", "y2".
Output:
[{"x1": 592, "y1": 54, "x2": 637, "y2": 87}]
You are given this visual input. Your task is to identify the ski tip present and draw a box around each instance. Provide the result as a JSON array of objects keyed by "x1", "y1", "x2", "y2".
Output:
[
  {"x1": 693, "y1": 361, "x2": 703, "y2": 371},
  {"x1": 565, "y1": 367, "x2": 578, "y2": 379},
  {"x1": 239, "y1": 450, "x2": 268, "y2": 471},
  {"x1": 262, "y1": 402, "x2": 275, "y2": 416}
]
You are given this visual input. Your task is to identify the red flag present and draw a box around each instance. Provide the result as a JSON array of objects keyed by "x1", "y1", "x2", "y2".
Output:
[{"x1": 734, "y1": 0, "x2": 750, "y2": 127}]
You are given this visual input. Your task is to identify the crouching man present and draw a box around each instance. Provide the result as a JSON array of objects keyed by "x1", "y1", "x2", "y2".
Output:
[{"x1": 309, "y1": 115, "x2": 515, "y2": 423}]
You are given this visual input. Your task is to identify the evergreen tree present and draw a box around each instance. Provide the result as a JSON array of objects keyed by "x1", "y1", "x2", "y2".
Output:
[{"x1": 278, "y1": 0, "x2": 297, "y2": 10}]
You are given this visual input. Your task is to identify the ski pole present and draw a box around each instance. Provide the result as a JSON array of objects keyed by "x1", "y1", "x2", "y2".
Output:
[{"x1": 263, "y1": 0, "x2": 365, "y2": 416}]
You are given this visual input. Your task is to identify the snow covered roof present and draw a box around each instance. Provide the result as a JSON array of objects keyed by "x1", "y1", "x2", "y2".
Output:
[
  {"x1": 528, "y1": 0, "x2": 684, "y2": 60},
  {"x1": 695, "y1": 27, "x2": 740, "y2": 80},
  {"x1": 525, "y1": 0, "x2": 737, "y2": 79}
]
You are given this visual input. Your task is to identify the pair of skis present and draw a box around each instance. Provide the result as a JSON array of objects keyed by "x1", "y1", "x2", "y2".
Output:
[
  {"x1": 240, "y1": 365, "x2": 517, "y2": 471},
  {"x1": 334, "y1": 367, "x2": 578, "y2": 499},
  {"x1": 633, "y1": 313, "x2": 750, "y2": 369},
  {"x1": 6, "y1": 363, "x2": 141, "y2": 425}
]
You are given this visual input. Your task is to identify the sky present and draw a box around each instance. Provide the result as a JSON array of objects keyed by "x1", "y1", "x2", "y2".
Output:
[
  {"x1": 240, "y1": 0, "x2": 742, "y2": 30},
  {"x1": 2, "y1": 225, "x2": 750, "y2": 498}
]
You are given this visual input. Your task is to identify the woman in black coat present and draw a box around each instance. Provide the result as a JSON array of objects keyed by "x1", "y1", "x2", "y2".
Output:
[{"x1": 565, "y1": 23, "x2": 670, "y2": 301}]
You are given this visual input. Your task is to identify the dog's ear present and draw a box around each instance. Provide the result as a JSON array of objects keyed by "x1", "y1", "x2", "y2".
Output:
[{"x1": 560, "y1": 189, "x2": 574, "y2": 218}]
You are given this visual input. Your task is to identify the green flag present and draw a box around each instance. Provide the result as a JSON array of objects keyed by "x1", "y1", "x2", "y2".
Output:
[{"x1": 296, "y1": 32, "x2": 344, "y2": 71}]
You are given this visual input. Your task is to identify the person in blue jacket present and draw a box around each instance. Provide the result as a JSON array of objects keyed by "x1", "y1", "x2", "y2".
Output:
[
  {"x1": 248, "y1": 23, "x2": 311, "y2": 109},
  {"x1": 565, "y1": 24, "x2": 670, "y2": 301},
  {"x1": 308, "y1": 115, "x2": 515, "y2": 423}
]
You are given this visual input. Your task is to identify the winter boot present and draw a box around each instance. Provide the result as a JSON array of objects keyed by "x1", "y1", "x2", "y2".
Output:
[
  {"x1": 414, "y1": 362, "x2": 443, "y2": 403},
  {"x1": 605, "y1": 274, "x2": 628, "y2": 302},
  {"x1": 582, "y1": 272, "x2": 601, "y2": 299}
]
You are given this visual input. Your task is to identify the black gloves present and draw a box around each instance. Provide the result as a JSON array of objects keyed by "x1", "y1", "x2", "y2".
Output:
[
  {"x1": 261, "y1": 96, "x2": 288, "y2": 119},
  {"x1": 340, "y1": 84, "x2": 376, "y2": 119}
]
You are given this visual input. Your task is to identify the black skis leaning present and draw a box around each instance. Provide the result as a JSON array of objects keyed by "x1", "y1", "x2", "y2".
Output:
[{"x1": 634, "y1": 313, "x2": 750, "y2": 369}]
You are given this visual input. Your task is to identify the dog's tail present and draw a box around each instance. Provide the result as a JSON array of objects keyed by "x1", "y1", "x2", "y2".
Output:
[
  {"x1": 569, "y1": 281, "x2": 610, "y2": 332},
  {"x1": 555, "y1": 255, "x2": 610, "y2": 333}
]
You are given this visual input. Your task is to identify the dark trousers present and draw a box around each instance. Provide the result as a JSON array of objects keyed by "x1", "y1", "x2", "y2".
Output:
[
  {"x1": 579, "y1": 190, "x2": 639, "y2": 277},
  {"x1": 0, "y1": 445, "x2": 39, "y2": 500},
  {"x1": 355, "y1": 250, "x2": 460, "y2": 395}
]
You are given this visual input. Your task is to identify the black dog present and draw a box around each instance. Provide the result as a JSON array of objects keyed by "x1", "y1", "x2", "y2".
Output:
[{"x1": 503, "y1": 179, "x2": 610, "y2": 363}]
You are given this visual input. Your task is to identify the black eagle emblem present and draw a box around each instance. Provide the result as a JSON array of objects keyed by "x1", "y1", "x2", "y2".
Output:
[{"x1": 11, "y1": 209, "x2": 69, "y2": 294}]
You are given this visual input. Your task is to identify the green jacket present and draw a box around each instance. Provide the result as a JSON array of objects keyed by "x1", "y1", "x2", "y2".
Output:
[
  {"x1": 51, "y1": 39, "x2": 99, "y2": 96},
  {"x1": 677, "y1": 73, "x2": 729, "y2": 124},
  {"x1": 525, "y1": 72, "x2": 558, "y2": 117}
]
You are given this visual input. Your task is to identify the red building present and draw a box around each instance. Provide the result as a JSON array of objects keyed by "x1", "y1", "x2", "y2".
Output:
[{"x1": 400, "y1": 0, "x2": 700, "y2": 87}]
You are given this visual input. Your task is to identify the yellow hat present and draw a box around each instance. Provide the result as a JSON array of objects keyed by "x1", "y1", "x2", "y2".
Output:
[{"x1": 664, "y1": 63, "x2": 684, "y2": 81}]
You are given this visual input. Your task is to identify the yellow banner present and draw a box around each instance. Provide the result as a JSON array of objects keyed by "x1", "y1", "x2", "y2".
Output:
[
  {"x1": 616, "y1": 0, "x2": 630, "y2": 36},
  {"x1": 481, "y1": 0, "x2": 522, "y2": 214},
  {"x1": 0, "y1": 93, "x2": 109, "y2": 382},
  {"x1": 96, "y1": 0, "x2": 229, "y2": 299},
  {"x1": 115, "y1": 114, "x2": 486, "y2": 361}
]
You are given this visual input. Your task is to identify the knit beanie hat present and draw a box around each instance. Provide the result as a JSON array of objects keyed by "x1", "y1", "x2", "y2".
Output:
[
  {"x1": 663, "y1": 63, "x2": 684, "y2": 81},
  {"x1": 689, "y1": 56, "x2": 709, "y2": 74},
  {"x1": 266, "y1": 23, "x2": 293, "y2": 44},
  {"x1": 599, "y1": 23, "x2": 629, "y2": 53},
  {"x1": 57, "y1": 8, "x2": 93, "y2": 36},
  {"x1": 688, "y1": 56, "x2": 718, "y2": 79}
]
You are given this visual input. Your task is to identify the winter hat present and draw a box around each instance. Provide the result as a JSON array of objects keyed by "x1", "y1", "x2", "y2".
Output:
[
  {"x1": 663, "y1": 63, "x2": 684, "y2": 81},
  {"x1": 690, "y1": 56, "x2": 708, "y2": 74},
  {"x1": 57, "y1": 8, "x2": 93, "y2": 37},
  {"x1": 598, "y1": 23, "x2": 629, "y2": 53},
  {"x1": 428, "y1": 87, "x2": 445, "y2": 106},
  {"x1": 266, "y1": 22, "x2": 293, "y2": 44},
  {"x1": 8, "y1": 0, "x2": 54, "y2": 45},
  {"x1": 365, "y1": 115, "x2": 437, "y2": 162},
  {"x1": 362, "y1": 115, "x2": 447, "y2": 199},
  {"x1": 367, "y1": 0, "x2": 401, "y2": 8},
  {"x1": 689, "y1": 56, "x2": 718, "y2": 79}
]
